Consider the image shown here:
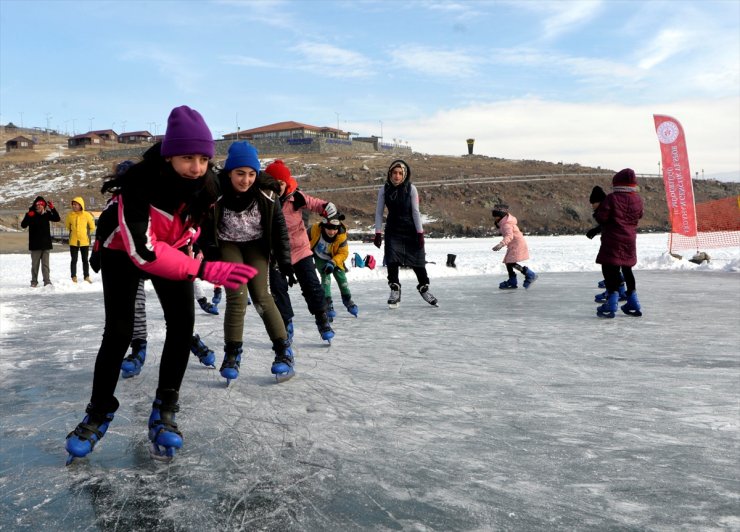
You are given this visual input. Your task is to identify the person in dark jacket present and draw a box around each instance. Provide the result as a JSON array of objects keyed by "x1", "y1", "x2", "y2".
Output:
[
  {"x1": 373, "y1": 159, "x2": 437, "y2": 308},
  {"x1": 201, "y1": 141, "x2": 295, "y2": 384},
  {"x1": 20, "y1": 195, "x2": 60, "y2": 287},
  {"x1": 594, "y1": 168, "x2": 644, "y2": 318},
  {"x1": 65, "y1": 106, "x2": 257, "y2": 464}
]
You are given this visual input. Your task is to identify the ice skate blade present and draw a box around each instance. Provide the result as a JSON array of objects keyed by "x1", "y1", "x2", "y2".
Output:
[
  {"x1": 274, "y1": 371, "x2": 295, "y2": 383},
  {"x1": 388, "y1": 303, "x2": 399, "y2": 309},
  {"x1": 149, "y1": 443, "x2": 176, "y2": 462},
  {"x1": 596, "y1": 310, "x2": 616, "y2": 318},
  {"x1": 121, "y1": 370, "x2": 140, "y2": 379},
  {"x1": 621, "y1": 308, "x2": 643, "y2": 317}
]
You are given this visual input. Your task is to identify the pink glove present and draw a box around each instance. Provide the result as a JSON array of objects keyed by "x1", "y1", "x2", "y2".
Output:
[{"x1": 198, "y1": 261, "x2": 258, "y2": 290}]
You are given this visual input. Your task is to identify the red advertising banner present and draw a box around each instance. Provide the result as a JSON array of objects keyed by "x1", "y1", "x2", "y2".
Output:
[{"x1": 653, "y1": 115, "x2": 698, "y2": 242}]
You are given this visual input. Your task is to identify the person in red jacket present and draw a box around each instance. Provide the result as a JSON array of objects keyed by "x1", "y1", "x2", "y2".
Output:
[
  {"x1": 594, "y1": 168, "x2": 644, "y2": 318},
  {"x1": 20, "y1": 196, "x2": 60, "y2": 287},
  {"x1": 65, "y1": 105, "x2": 257, "y2": 464}
]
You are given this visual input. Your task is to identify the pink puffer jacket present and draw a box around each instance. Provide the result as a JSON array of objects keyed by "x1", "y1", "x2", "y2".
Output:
[{"x1": 496, "y1": 214, "x2": 529, "y2": 263}]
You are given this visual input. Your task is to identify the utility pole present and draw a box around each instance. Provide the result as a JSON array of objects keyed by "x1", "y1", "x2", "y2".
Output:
[
  {"x1": 45, "y1": 113, "x2": 52, "y2": 143},
  {"x1": 88, "y1": 117, "x2": 95, "y2": 131}
]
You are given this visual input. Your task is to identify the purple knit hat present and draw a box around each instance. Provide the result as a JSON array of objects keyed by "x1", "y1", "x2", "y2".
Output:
[{"x1": 160, "y1": 105, "x2": 215, "y2": 159}]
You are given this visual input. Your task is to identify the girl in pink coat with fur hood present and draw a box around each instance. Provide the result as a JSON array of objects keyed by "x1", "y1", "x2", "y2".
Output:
[{"x1": 491, "y1": 204, "x2": 538, "y2": 289}]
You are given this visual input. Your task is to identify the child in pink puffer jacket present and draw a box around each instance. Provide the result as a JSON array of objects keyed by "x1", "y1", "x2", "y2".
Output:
[{"x1": 491, "y1": 204, "x2": 538, "y2": 289}]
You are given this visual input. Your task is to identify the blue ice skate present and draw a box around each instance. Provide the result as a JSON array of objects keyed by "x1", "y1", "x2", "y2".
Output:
[
  {"x1": 523, "y1": 268, "x2": 538, "y2": 289},
  {"x1": 499, "y1": 277, "x2": 518, "y2": 289},
  {"x1": 190, "y1": 334, "x2": 216, "y2": 367},
  {"x1": 148, "y1": 390, "x2": 183, "y2": 462},
  {"x1": 121, "y1": 339, "x2": 147, "y2": 378},
  {"x1": 596, "y1": 292, "x2": 619, "y2": 319},
  {"x1": 621, "y1": 292, "x2": 643, "y2": 317},
  {"x1": 197, "y1": 297, "x2": 219, "y2": 315},
  {"x1": 211, "y1": 286, "x2": 222, "y2": 306},
  {"x1": 326, "y1": 297, "x2": 336, "y2": 321},
  {"x1": 285, "y1": 320, "x2": 294, "y2": 343},
  {"x1": 316, "y1": 313, "x2": 334, "y2": 344},
  {"x1": 65, "y1": 401, "x2": 118, "y2": 465},
  {"x1": 342, "y1": 294, "x2": 359, "y2": 317},
  {"x1": 271, "y1": 339, "x2": 295, "y2": 383},
  {"x1": 220, "y1": 342, "x2": 243, "y2": 386},
  {"x1": 595, "y1": 284, "x2": 627, "y2": 303}
]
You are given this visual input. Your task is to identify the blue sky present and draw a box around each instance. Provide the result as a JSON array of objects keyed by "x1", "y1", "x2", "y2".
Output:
[{"x1": 1, "y1": 0, "x2": 738, "y2": 177}]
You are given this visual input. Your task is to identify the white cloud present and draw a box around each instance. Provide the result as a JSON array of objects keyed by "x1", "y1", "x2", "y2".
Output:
[
  {"x1": 393, "y1": 97, "x2": 740, "y2": 175},
  {"x1": 637, "y1": 28, "x2": 693, "y2": 70},
  {"x1": 120, "y1": 48, "x2": 204, "y2": 94},
  {"x1": 221, "y1": 55, "x2": 276, "y2": 68},
  {"x1": 291, "y1": 42, "x2": 375, "y2": 78},
  {"x1": 508, "y1": 0, "x2": 603, "y2": 40},
  {"x1": 388, "y1": 45, "x2": 478, "y2": 78}
]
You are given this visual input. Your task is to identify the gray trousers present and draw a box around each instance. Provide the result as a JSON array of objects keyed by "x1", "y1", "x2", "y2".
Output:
[{"x1": 30, "y1": 249, "x2": 51, "y2": 285}]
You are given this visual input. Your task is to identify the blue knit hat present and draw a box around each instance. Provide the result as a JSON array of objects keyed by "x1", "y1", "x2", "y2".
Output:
[
  {"x1": 224, "y1": 141, "x2": 260, "y2": 172},
  {"x1": 160, "y1": 105, "x2": 215, "y2": 159}
]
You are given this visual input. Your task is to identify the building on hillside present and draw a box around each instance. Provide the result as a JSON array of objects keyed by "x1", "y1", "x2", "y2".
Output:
[
  {"x1": 88, "y1": 129, "x2": 119, "y2": 142},
  {"x1": 118, "y1": 130, "x2": 153, "y2": 144},
  {"x1": 223, "y1": 121, "x2": 350, "y2": 141},
  {"x1": 68, "y1": 132, "x2": 103, "y2": 148},
  {"x1": 218, "y1": 121, "x2": 411, "y2": 157},
  {"x1": 5, "y1": 136, "x2": 35, "y2": 152}
]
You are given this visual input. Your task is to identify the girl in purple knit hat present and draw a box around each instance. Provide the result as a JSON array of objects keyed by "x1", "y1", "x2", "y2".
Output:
[
  {"x1": 594, "y1": 168, "x2": 644, "y2": 318},
  {"x1": 65, "y1": 106, "x2": 257, "y2": 464}
]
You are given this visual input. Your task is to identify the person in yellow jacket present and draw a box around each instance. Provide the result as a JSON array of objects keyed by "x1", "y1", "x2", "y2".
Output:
[
  {"x1": 65, "y1": 196, "x2": 96, "y2": 282},
  {"x1": 308, "y1": 213, "x2": 359, "y2": 318}
]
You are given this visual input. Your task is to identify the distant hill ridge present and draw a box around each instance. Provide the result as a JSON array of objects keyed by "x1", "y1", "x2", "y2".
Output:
[{"x1": 1, "y1": 146, "x2": 738, "y2": 238}]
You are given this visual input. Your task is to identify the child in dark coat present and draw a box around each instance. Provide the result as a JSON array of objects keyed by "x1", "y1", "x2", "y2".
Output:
[
  {"x1": 588, "y1": 185, "x2": 627, "y2": 302},
  {"x1": 594, "y1": 169, "x2": 644, "y2": 318}
]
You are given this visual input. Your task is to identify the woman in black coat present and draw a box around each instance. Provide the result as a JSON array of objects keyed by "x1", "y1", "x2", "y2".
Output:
[{"x1": 373, "y1": 160, "x2": 437, "y2": 308}]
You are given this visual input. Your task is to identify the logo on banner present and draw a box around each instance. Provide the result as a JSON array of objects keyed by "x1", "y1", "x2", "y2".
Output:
[{"x1": 656, "y1": 121, "x2": 680, "y2": 144}]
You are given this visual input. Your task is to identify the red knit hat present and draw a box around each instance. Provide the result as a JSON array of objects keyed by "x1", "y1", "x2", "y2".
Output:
[
  {"x1": 612, "y1": 168, "x2": 637, "y2": 187},
  {"x1": 265, "y1": 160, "x2": 297, "y2": 194}
]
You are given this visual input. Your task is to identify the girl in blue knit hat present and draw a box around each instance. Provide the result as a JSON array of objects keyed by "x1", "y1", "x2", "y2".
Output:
[
  {"x1": 199, "y1": 141, "x2": 295, "y2": 384},
  {"x1": 65, "y1": 106, "x2": 257, "y2": 464}
]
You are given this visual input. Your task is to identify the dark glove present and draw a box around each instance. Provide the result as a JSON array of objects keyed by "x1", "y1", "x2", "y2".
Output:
[
  {"x1": 417, "y1": 232, "x2": 425, "y2": 249},
  {"x1": 322, "y1": 261, "x2": 335, "y2": 274},
  {"x1": 90, "y1": 241, "x2": 101, "y2": 273},
  {"x1": 279, "y1": 262, "x2": 294, "y2": 277},
  {"x1": 373, "y1": 233, "x2": 382, "y2": 248},
  {"x1": 586, "y1": 227, "x2": 601, "y2": 240}
]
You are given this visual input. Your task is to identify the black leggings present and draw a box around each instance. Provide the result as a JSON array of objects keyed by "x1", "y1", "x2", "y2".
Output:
[
  {"x1": 601, "y1": 264, "x2": 635, "y2": 294},
  {"x1": 89, "y1": 248, "x2": 194, "y2": 413},
  {"x1": 386, "y1": 263, "x2": 429, "y2": 287}
]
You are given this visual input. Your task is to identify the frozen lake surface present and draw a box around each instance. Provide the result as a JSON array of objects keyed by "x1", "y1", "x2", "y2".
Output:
[{"x1": 1, "y1": 236, "x2": 739, "y2": 530}]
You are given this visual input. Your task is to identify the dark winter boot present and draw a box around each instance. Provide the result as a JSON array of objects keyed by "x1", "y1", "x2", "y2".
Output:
[
  {"x1": 315, "y1": 312, "x2": 335, "y2": 342},
  {"x1": 342, "y1": 294, "x2": 359, "y2": 317},
  {"x1": 387, "y1": 282, "x2": 401, "y2": 308},
  {"x1": 417, "y1": 284, "x2": 438, "y2": 306},
  {"x1": 326, "y1": 297, "x2": 336, "y2": 320},
  {"x1": 190, "y1": 334, "x2": 216, "y2": 367},
  {"x1": 596, "y1": 292, "x2": 619, "y2": 318},
  {"x1": 621, "y1": 292, "x2": 643, "y2": 317},
  {"x1": 499, "y1": 276, "x2": 518, "y2": 289},
  {"x1": 446, "y1": 254, "x2": 457, "y2": 268},
  {"x1": 271, "y1": 338, "x2": 295, "y2": 383},
  {"x1": 220, "y1": 341, "x2": 243, "y2": 385},
  {"x1": 197, "y1": 297, "x2": 219, "y2": 315},
  {"x1": 121, "y1": 339, "x2": 147, "y2": 378},
  {"x1": 522, "y1": 267, "x2": 538, "y2": 289},
  {"x1": 148, "y1": 389, "x2": 183, "y2": 461},
  {"x1": 65, "y1": 399, "x2": 120, "y2": 464}
]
